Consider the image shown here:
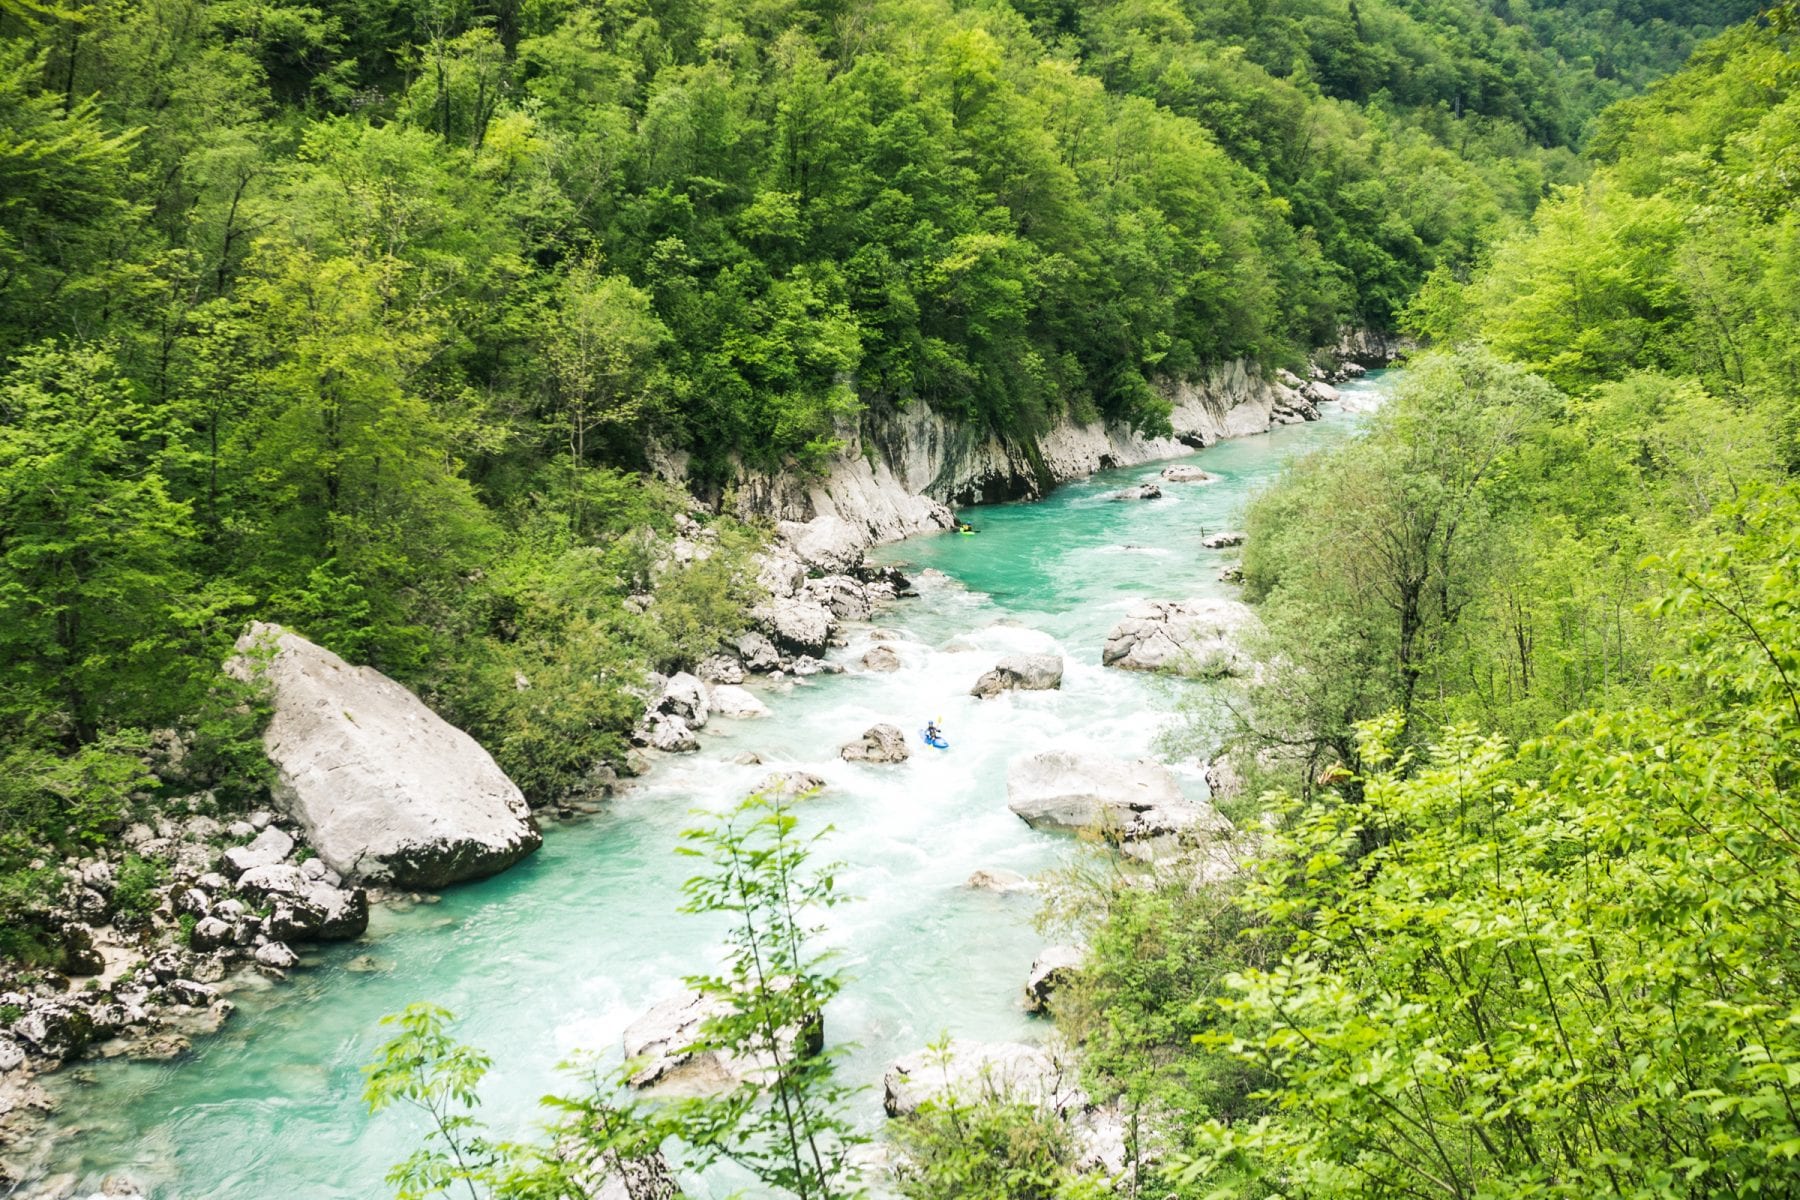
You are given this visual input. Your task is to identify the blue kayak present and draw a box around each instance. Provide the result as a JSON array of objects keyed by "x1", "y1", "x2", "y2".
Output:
[{"x1": 920, "y1": 729, "x2": 950, "y2": 750}]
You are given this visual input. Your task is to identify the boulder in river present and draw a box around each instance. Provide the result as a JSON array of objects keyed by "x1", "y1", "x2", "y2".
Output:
[
  {"x1": 758, "y1": 770, "x2": 827, "y2": 798},
  {"x1": 641, "y1": 713, "x2": 699, "y2": 753},
  {"x1": 1160, "y1": 465, "x2": 1218, "y2": 483},
  {"x1": 1006, "y1": 750, "x2": 1219, "y2": 845},
  {"x1": 1200, "y1": 530, "x2": 1246, "y2": 549},
  {"x1": 1101, "y1": 599, "x2": 1255, "y2": 677},
  {"x1": 840, "y1": 723, "x2": 911, "y2": 764},
  {"x1": 966, "y1": 867, "x2": 1036, "y2": 894},
  {"x1": 803, "y1": 574, "x2": 874, "y2": 622},
  {"x1": 971, "y1": 654, "x2": 1064, "y2": 699},
  {"x1": 1110, "y1": 484, "x2": 1162, "y2": 501},
  {"x1": 227, "y1": 623, "x2": 541, "y2": 890},
  {"x1": 884, "y1": 1040, "x2": 1082, "y2": 1117},
  {"x1": 657, "y1": 672, "x2": 710, "y2": 727},
  {"x1": 862, "y1": 644, "x2": 903, "y2": 672},
  {"x1": 1026, "y1": 945, "x2": 1085, "y2": 1014},
  {"x1": 707, "y1": 684, "x2": 770, "y2": 720}
]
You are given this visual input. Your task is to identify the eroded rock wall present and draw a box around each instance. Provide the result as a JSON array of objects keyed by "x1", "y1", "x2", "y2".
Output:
[{"x1": 727, "y1": 358, "x2": 1295, "y2": 546}]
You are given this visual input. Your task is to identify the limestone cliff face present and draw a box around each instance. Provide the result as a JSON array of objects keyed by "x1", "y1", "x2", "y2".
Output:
[{"x1": 729, "y1": 358, "x2": 1300, "y2": 546}]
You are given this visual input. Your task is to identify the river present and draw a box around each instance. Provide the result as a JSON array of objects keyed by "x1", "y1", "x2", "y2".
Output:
[{"x1": 39, "y1": 371, "x2": 1394, "y2": 1198}]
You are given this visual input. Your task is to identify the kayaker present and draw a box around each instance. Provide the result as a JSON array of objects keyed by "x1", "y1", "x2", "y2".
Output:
[{"x1": 925, "y1": 720, "x2": 943, "y2": 743}]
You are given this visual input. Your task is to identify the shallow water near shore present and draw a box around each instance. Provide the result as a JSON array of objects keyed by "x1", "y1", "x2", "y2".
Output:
[{"x1": 39, "y1": 373, "x2": 1394, "y2": 1198}]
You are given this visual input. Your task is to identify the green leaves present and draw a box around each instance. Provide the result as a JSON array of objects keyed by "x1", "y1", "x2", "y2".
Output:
[
  {"x1": 676, "y1": 790, "x2": 865, "y2": 1199},
  {"x1": 1182, "y1": 485, "x2": 1800, "y2": 1198}
]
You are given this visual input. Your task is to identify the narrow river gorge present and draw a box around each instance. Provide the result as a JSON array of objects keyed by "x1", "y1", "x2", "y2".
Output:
[{"x1": 40, "y1": 372, "x2": 1395, "y2": 1198}]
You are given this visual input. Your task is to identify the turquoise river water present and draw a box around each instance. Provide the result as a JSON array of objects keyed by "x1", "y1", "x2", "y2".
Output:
[{"x1": 40, "y1": 372, "x2": 1394, "y2": 1198}]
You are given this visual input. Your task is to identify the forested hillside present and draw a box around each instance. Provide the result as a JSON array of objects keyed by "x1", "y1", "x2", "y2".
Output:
[{"x1": 0, "y1": 0, "x2": 1757, "y2": 952}]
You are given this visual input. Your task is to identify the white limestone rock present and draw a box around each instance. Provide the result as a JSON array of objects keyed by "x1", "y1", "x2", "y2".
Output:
[{"x1": 227, "y1": 623, "x2": 540, "y2": 889}]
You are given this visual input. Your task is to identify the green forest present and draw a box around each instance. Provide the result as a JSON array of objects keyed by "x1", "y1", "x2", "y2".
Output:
[{"x1": 5, "y1": 0, "x2": 1800, "y2": 1195}]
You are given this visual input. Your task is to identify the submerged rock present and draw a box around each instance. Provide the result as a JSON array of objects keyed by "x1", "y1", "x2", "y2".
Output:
[
  {"x1": 970, "y1": 654, "x2": 1064, "y2": 698},
  {"x1": 1110, "y1": 483, "x2": 1162, "y2": 501},
  {"x1": 227, "y1": 623, "x2": 541, "y2": 889},
  {"x1": 840, "y1": 723, "x2": 910, "y2": 764},
  {"x1": 1006, "y1": 751, "x2": 1218, "y2": 846},
  {"x1": 1101, "y1": 599, "x2": 1255, "y2": 677},
  {"x1": 862, "y1": 644, "x2": 903, "y2": 672},
  {"x1": 966, "y1": 867, "x2": 1036, "y2": 894}
]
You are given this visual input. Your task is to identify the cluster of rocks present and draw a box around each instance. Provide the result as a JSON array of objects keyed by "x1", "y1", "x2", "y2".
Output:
[
  {"x1": 639, "y1": 516, "x2": 915, "y2": 758},
  {"x1": 1271, "y1": 362, "x2": 1363, "y2": 424},
  {"x1": 635, "y1": 668, "x2": 773, "y2": 753},
  {"x1": 1101, "y1": 598, "x2": 1257, "y2": 677},
  {"x1": 0, "y1": 795, "x2": 372, "y2": 1178}
]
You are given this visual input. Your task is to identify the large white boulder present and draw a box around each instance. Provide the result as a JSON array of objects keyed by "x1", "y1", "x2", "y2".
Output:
[
  {"x1": 883, "y1": 1040, "x2": 1082, "y2": 1117},
  {"x1": 227, "y1": 623, "x2": 541, "y2": 889},
  {"x1": 1101, "y1": 599, "x2": 1255, "y2": 677},
  {"x1": 1006, "y1": 751, "x2": 1217, "y2": 845}
]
